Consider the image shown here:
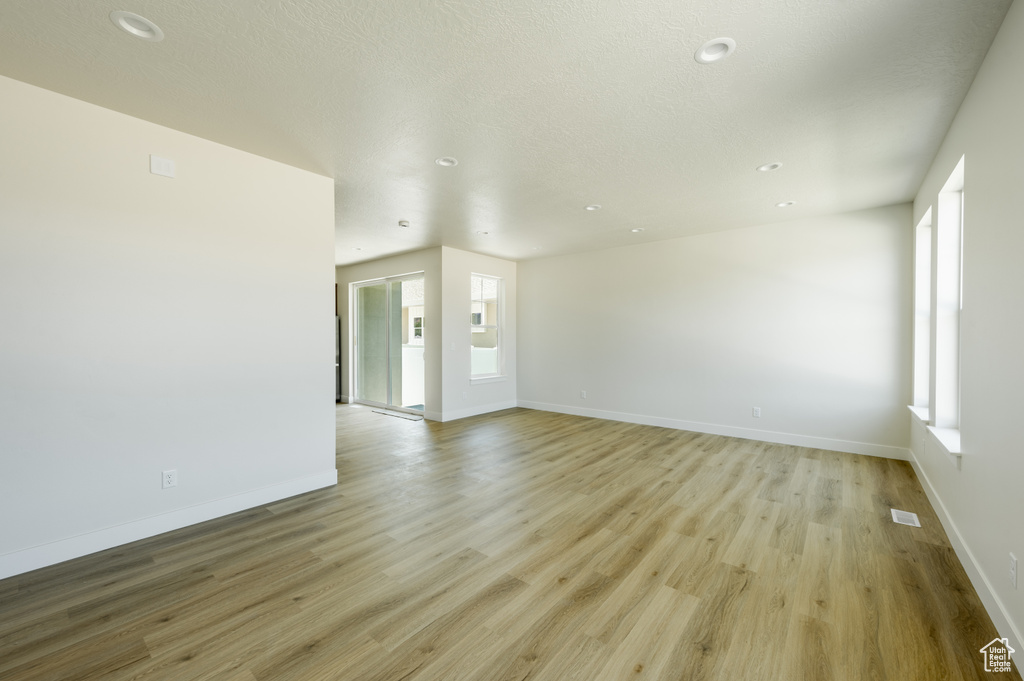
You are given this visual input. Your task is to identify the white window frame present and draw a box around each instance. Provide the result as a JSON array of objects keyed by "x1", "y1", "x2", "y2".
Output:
[
  {"x1": 931, "y1": 156, "x2": 963, "y2": 435},
  {"x1": 912, "y1": 155, "x2": 964, "y2": 464},
  {"x1": 470, "y1": 273, "x2": 504, "y2": 381},
  {"x1": 912, "y1": 208, "x2": 932, "y2": 415}
]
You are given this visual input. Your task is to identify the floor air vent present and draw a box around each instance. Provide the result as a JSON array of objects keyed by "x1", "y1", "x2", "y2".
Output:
[{"x1": 891, "y1": 509, "x2": 921, "y2": 527}]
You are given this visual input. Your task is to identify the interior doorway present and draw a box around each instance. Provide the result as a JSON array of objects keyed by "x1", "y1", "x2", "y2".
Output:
[{"x1": 352, "y1": 273, "x2": 425, "y2": 412}]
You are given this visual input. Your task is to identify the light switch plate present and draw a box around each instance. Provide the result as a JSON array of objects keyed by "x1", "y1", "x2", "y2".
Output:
[{"x1": 150, "y1": 155, "x2": 176, "y2": 178}]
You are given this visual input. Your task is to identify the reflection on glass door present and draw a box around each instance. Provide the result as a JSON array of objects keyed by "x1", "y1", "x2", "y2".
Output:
[
  {"x1": 354, "y1": 282, "x2": 388, "y2": 405},
  {"x1": 353, "y1": 274, "x2": 424, "y2": 412}
]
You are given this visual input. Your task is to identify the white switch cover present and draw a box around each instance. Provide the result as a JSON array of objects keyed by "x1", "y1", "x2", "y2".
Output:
[{"x1": 150, "y1": 155, "x2": 176, "y2": 178}]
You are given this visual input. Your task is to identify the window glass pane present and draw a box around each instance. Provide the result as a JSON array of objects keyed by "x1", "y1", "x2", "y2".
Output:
[
  {"x1": 913, "y1": 210, "x2": 931, "y2": 411},
  {"x1": 932, "y1": 155, "x2": 964, "y2": 430},
  {"x1": 471, "y1": 274, "x2": 500, "y2": 376}
]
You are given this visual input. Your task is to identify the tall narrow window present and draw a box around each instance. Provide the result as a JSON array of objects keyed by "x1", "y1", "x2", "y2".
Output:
[
  {"x1": 913, "y1": 208, "x2": 932, "y2": 415},
  {"x1": 470, "y1": 274, "x2": 502, "y2": 378},
  {"x1": 931, "y1": 156, "x2": 964, "y2": 431}
]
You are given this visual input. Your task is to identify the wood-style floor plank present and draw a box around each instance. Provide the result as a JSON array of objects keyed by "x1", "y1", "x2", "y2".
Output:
[{"x1": 0, "y1": 405, "x2": 1018, "y2": 680}]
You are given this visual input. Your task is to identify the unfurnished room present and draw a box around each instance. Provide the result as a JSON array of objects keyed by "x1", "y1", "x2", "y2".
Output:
[{"x1": 1, "y1": 1, "x2": 1022, "y2": 679}]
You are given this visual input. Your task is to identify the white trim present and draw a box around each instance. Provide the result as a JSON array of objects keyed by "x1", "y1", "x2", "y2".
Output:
[
  {"x1": 441, "y1": 400, "x2": 518, "y2": 422},
  {"x1": 470, "y1": 375, "x2": 507, "y2": 385},
  {"x1": 912, "y1": 399, "x2": 962, "y2": 469},
  {"x1": 0, "y1": 469, "x2": 338, "y2": 580},
  {"x1": 908, "y1": 448, "x2": 1022, "y2": 657},
  {"x1": 926, "y1": 425, "x2": 962, "y2": 470},
  {"x1": 907, "y1": 404, "x2": 930, "y2": 422},
  {"x1": 516, "y1": 400, "x2": 910, "y2": 460}
]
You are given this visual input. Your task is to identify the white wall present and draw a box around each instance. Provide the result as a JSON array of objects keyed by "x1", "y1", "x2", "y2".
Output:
[
  {"x1": 440, "y1": 247, "x2": 518, "y2": 421},
  {"x1": 336, "y1": 248, "x2": 443, "y2": 416},
  {"x1": 909, "y1": 0, "x2": 1024, "y2": 652},
  {"x1": 518, "y1": 205, "x2": 912, "y2": 458},
  {"x1": 0, "y1": 76, "x2": 337, "y2": 579},
  {"x1": 336, "y1": 246, "x2": 517, "y2": 421}
]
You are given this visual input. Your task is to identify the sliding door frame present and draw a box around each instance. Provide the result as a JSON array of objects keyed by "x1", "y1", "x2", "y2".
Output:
[{"x1": 350, "y1": 272, "x2": 425, "y2": 415}]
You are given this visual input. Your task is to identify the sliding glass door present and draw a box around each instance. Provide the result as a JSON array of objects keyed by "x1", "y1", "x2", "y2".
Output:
[{"x1": 353, "y1": 274, "x2": 424, "y2": 412}]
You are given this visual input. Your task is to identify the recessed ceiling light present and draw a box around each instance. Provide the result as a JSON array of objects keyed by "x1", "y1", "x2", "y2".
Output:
[
  {"x1": 475, "y1": 230, "x2": 489, "y2": 235},
  {"x1": 398, "y1": 220, "x2": 410, "y2": 228},
  {"x1": 352, "y1": 247, "x2": 363, "y2": 251},
  {"x1": 585, "y1": 204, "x2": 601, "y2": 211},
  {"x1": 531, "y1": 247, "x2": 542, "y2": 251},
  {"x1": 110, "y1": 11, "x2": 164, "y2": 41},
  {"x1": 695, "y1": 37, "x2": 736, "y2": 64},
  {"x1": 435, "y1": 157, "x2": 458, "y2": 167},
  {"x1": 776, "y1": 201, "x2": 795, "y2": 208},
  {"x1": 631, "y1": 228, "x2": 645, "y2": 233},
  {"x1": 757, "y1": 162, "x2": 783, "y2": 172}
]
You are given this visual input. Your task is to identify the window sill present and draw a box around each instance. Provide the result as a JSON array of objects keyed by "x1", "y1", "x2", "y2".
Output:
[
  {"x1": 470, "y1": 375, "x2": 507, "y2": 385},
  {"x1": 907, "y1": 405, "x2": 930, "y2": 423},
  {"x1": 908, "y1": 405, "x2": 961, "y2": 469},
  {"x1": 928, "y1": 425, "x2": 962, "y2": 470},
  {"x1": 927, "y1": 426, "x2": 961, "y2": 454}
]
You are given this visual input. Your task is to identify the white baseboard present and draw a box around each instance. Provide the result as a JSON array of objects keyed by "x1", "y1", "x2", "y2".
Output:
[
  {"x1": 441, "y1": 400, "x2": 519, "y2": 422},
  {"x1": 907, "y1": 448, "x2": 1022, "y2": 657},
  {"x1": 516, "y1": 400, "x2": 910, "y2": 461},
  {"x1": 0, "y1": 469, "x2": 338, "y2": 581}
]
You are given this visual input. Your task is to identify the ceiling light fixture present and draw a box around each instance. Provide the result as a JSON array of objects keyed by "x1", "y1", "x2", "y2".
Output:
[
  {"x1": 775, "y1": 201, "x2": 795, "y2": 208},
  {"x1": 110, "y1": 11, "x2": 164, "y2": 41},
  {"x1": 631, "y1": 228, "x2": 645, "y2": 233},
  {"x1": 475, "y1": 230, "x2": 489, "y2": 235},
  {"x1": 435, "y1": 157, "x2": 458, "y2": 167},
  {"x1": 585, "y1": 204, "x2": 601, "y2": 211},
  {"x1": 352, "y1": 247, "x2": 363, "y2": 251},
  {"x1": 757, "y1": 162, "x2": 783, "y2": 172},
  {"x1": 694, "y1": 37, "x2": 736, "y2": 64},
  {"x1": 398, "y1": 220, "x2": 410, "y2": 228}
]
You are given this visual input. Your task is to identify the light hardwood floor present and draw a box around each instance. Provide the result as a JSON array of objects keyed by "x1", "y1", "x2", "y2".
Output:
[{"x1": 0, "y1": 405, "x2": 1019, "y2": 680}]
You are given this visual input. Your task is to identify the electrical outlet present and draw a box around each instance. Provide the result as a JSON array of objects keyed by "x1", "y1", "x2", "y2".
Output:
[
  {"x1": 162, "y1": 469, "x2": 177, "y2": 489},
  {"x1": 752, "y1": 407, "x2": 761, "y2": 418},
  {"x1": 1011, "y1": 552, "x2": 1018, "y2": 589},
  {"x1": 580, "y1": 390, "x2": 587, "y2": 399}
]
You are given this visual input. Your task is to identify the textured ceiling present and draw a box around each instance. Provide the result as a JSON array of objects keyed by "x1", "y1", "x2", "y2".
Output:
[{"x1": 0, "y1": 0, "x2": 1012, "y2": 264}]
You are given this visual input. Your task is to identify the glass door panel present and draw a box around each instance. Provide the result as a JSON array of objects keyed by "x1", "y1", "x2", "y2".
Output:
[
  {"x1": 387, "y1": 280, "x2": 404, "y2": 409},
  {"x1": 354, "y1": 282, "x2": 388, "y2": 405},
  {"x1": 352, "y1": 275, "x2": 425, "y2": 412},
  {"x1": 397, "y1": 278, "x2": 424, "y2": 411}
]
